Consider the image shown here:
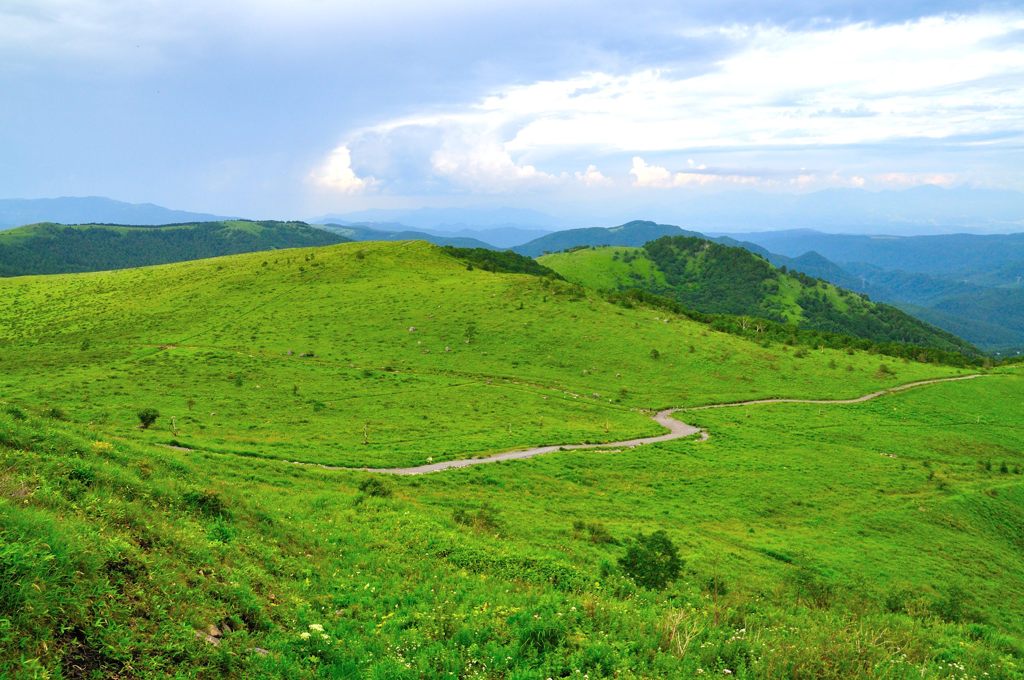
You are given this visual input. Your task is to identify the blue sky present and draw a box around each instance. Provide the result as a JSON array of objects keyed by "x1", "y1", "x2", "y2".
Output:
[{"x1": 1, "y1": 1, "x2": 1022, "y2": 221}]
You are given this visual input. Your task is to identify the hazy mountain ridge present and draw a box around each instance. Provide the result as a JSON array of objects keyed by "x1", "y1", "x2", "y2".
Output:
[
  {"x1": 317, "y1": 222, "x2": 496, "y2": 249},
  {"x1": 0, "y1": 197, "x2": 230, "y2": 230}
]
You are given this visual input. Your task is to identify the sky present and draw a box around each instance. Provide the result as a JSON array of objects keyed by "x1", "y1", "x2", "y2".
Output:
[{"x1": 2, "y1": 0, "x2": 1023, "y2": 223}]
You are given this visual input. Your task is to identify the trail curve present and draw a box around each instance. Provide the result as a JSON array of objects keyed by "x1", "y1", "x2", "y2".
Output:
[{"x1": 309, "y1": 373, "x2": 983, "y2": 476}]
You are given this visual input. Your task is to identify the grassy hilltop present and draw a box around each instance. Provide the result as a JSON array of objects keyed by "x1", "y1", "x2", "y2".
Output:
[
  {"x1": 0, "y1": 240, "x2": 1021, "y2": 678},
  {"x1": 0, "y1": 241, "x2": 963, "y2": 467}
]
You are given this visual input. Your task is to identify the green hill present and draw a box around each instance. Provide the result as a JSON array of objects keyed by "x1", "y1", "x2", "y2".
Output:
[
  {"x1": 1, "y1": 241, "x2": 1021, "y2": 678},
  {"x1": 539, "y1": 238, "x2": 979, "y2": 356},
  {"x1": 512, "y1": 220, "x2": 701, "y2": 257},
  {"x1": 1, "y1": 239, "x2": 956, "y2": 467},
  {"x1": 0, "y1": 220, "x2": 348, "y2": 276},
  {"x1": 319, "y1": 222, "x2": 498, "y2": 249}
]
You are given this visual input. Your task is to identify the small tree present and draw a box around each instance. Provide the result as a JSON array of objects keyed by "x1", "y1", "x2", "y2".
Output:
[
  {"x1": 618, "y1": 530, "x2": 682, "y2": 589},
  {"x1": 137, "y1": 408, "x2": 159, "y2": 429}
]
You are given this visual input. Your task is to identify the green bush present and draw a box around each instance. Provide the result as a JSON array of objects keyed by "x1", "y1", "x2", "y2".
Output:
[
  {"x1": 453, "y1": 504, "x2": 504, "y2": 534},
  {"x1": 137, "y1": 407, "x2": 159, "y2": 429},
  {"x1": 572, "y1": 520, "x2": 618, "y2": 545},
  {"x1": 358, "y1": 477, "x2": 393, "y2": 498},
  {"x1": 618, "y1": 530, "x2": 682, "y2": 589}
]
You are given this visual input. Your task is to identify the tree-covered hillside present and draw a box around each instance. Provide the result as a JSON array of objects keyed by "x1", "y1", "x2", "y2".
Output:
[
  {"x1": 0, "y1": 220, "x2": 348, "y2": 276},
  {"x1": 513, "y1": 220, "x2": 702, "y2": 257},
  {"x1": 540, "y1": 237, "x2": 979, "y2": 357}
]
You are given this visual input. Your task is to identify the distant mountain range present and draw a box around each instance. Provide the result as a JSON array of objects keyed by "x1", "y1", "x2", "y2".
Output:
[
  {"x1": 2, "y1": 194, "x2": 1022, "y2": 353},
  {"x1": 711, "y1": 230, "x2": 1023, "y2": 354},
  {"x1": 317, "y1": 223, "x2": 496, "y2": 249},
  {"x1": 670, "y1": 185, "x2": 1024, "y2": 234},
  {"x1": 0, "y1": 196, "x2": 230, "y2": 230},
  {"x1": 310, "y1": 206, "x2": 560, "y2": 248}
]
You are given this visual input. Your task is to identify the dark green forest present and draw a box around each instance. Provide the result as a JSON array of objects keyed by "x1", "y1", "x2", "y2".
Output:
[{"x1": 0, "y1": 221, "x2": 347, "y2": 276}]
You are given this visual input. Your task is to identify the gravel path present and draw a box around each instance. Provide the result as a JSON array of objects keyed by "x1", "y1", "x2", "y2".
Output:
[{"x1": 304, "y1": 373, "x2": 983, "y2": 476}]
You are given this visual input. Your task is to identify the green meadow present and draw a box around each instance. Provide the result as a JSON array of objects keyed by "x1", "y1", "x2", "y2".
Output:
[
  {"x1": 1, "y1": 241, "x2": 1021, "y2": 678},
  {"x1": 0, "y1": 241, "x2": 962, "y2": 467}
]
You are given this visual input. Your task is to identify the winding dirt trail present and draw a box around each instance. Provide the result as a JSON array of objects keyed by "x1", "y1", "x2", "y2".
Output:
[{"x1": 309, "y1": 374, "x2": 983, "y2": 476}]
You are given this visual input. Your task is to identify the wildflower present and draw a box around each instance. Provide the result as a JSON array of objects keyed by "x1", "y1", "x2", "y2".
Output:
[
  {"x1": 299, "y1": 632, "x2": 311, "y2": 640},
  {"x1": 308, "y1": 623, "x2": 324, "y2": 632},
  {"x1": 321, "y1": 634, "x2": 330, "y2": 641}
]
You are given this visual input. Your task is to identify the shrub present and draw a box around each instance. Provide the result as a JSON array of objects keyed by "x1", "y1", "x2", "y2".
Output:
[
  {"x1": 786, "y1": 567, "x2": 836, "y2": 608},
  {"x1": 45, "y1": 407, "x2": 66, "y2": 420},
  {"x1": 3, "y1": 405, "x2": 26, "y2": 421},
  {"x1": 182, "y1": 489, "x2": 230, "y2": 519},
  {"x1": 650, "y1": 348, "x2": 661, "y2": 360},
  {"x1": 453, "y1": 503, "x2": 504, "y2": 534},
  {"x1": 358, "y1": 477, "x2": 392, "y2": 498},
  {"x1": 137, "y1": 408, "x2": 159, "y2": 429},
  {"x1": 932, "y1": 583, "x2": 974, "y2": 623},
  {"x1": 618, "y1": 530, "x2": 682, "y2": 589},
  {"x1": 572, "y1": 520, "x2": 618, "y2": 545}
]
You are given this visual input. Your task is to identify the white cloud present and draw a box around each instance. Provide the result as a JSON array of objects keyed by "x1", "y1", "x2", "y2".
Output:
[
  {"x1": 313, "y1": 11, "x2": 1024, "y2": 191},
  {"x1": 575, "y1": 164, "x2": 612, "y2": 186},
  {"x1": 428, "y1": 127, "x2": 560, "y2": 191},
  {"x1": 309, "y1": 145, "x2": 374, "y2": 193},
  {"x1": 630, "y1": 157, "x2": 763, "y2": 188},
  {"x1": 873, "y1": 172, "x2": 957, "y2": 188}
]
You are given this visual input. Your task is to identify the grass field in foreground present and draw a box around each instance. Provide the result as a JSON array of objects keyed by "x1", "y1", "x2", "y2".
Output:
[
  {"x1": 1, "y1": 367, "x2": 1021, "y2": 678},
  {"x1": 0, "y1": 241, "x2": 967, "y2": 467}
]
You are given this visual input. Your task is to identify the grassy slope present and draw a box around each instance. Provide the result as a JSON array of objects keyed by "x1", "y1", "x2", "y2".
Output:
[
  {"x1": 1, "y1": 367, "x2": 1021, "y2": 678},
  {"x1": 0, "y1": 241, "x2": 963, "y2": 468},
  {"x1": 539, "y1": 244, "x2": 975, "y2": 354}
]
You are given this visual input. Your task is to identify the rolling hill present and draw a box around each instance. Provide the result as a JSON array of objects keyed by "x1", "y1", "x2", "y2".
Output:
[
  {"x1": 538, "y1": 237, "x2": 978, "y2": 356},
  {"x1": 0, "y1": 220, "x2": 348, "y2": 276},
  {"x1": 512, "y1": 220, "x2": 702, "y2": 257},
  {"x1": 317, "y1": 222, "x2": 496, "y2": 249},
  {"x1": 0, "y1": 240, "x2": 1020, "y2": 677}
]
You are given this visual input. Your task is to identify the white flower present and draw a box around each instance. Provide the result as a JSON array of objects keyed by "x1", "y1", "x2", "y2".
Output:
[
  {"x1": 299, "y1": 631, "x2": 311, "y2": 640},
  {"x1": 308, "y1": 623, "x2": 324, "y2": 632}
]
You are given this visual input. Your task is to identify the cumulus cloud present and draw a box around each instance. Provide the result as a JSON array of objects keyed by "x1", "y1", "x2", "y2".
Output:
[
  {"x1": 428, "y1": 128, "x2": 560, "y2": 191},
  {"x1": 308, "y1": 145, "x2": 374, "y2": 193},
  {"x1": 309, "y1": 11, "x2": 1024, "y2": 193},
  {"x1": 575, "y1": 164, "x2": 612, "y2": 186},
  {"x1": 630, "y1": 157, "x2": 763, "y2": 188},
  {"x1": 874, "y1": 172, "x2": 957, "y2": 188}
]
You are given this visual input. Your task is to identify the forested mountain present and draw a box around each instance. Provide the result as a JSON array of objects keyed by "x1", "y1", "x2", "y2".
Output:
[
  {"x1": 513, "y1": 220, "x2": 702, "y2": 257},
  {"x1": 318, "y1": 222, "x2": 496, "y2": 249},
  {"x1": 0, "y1": 221, "x2": 347, "y2": 276},
  {"x1": 539, "y1": 237, "x2": 978, "y2": 357}
]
